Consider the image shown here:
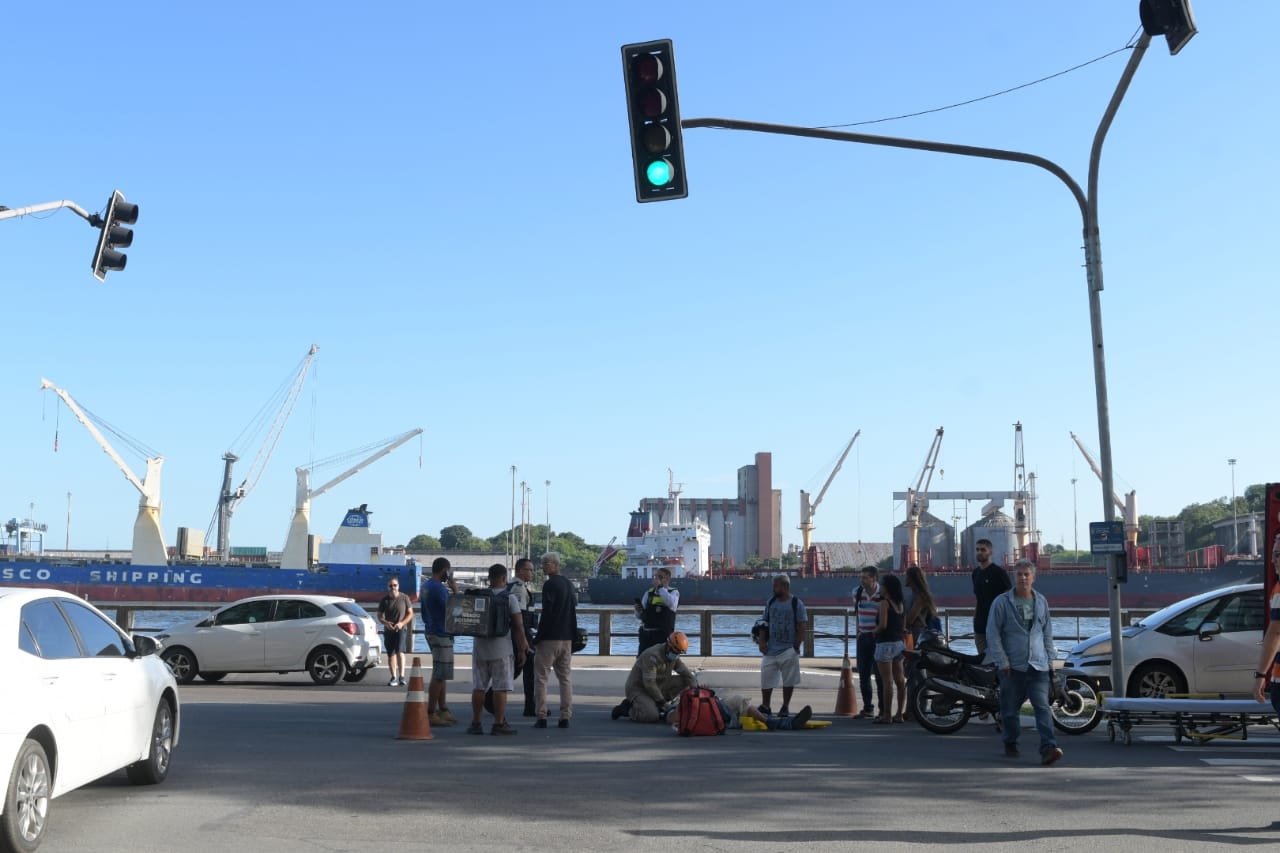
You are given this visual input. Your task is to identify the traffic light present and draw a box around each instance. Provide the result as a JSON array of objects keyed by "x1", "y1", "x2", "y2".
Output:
[
  {"x1": 1139, "y1": 0, "x2": 1197, "y2": 56},
  {"x1": 90, "y1": 189, "x2": 138, "y2": 281},
  {"x1": 621, "y1": 39, "x2": 687, "y2": 203}
]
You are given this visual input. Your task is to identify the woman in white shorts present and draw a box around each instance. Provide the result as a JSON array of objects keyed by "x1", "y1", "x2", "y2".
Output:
[{"x1": 874, "y1": 574, "x2": 908, "y2": 724}]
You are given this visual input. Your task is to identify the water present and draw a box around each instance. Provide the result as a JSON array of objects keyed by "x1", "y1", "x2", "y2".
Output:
[{"x1": 129, "y1": 606, "x2": 1113, "y2": 658}]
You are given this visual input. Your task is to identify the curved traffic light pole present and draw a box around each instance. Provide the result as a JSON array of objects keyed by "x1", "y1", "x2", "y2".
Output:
[
  {"x1": 0, "y1": 198, "x2": 95, "y2": 224},
  {"x1": 684, "y1": 31, "x2": 1153, "y2": 697}
]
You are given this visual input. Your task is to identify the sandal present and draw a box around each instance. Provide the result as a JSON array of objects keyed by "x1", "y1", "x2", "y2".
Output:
[
  {"x1": 873, "y1": 716, "x2": 891, "y2": 724},
  {"x1": 892, "y1": 715, "x2": 905, "y2": 724}
]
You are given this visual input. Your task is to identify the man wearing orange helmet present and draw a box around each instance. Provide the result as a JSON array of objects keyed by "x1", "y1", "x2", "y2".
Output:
[{"x1": 612, "y1": 631, "x2": 697, "y2": 723}]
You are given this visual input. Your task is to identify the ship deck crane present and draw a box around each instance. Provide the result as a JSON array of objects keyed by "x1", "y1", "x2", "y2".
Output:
[
  {"x1": 210, "y1": 344, "x2": 319, "y2": 558},
  {"x1": 39, "y1": 378, "x2": 169, "y2": 567},
  {"x1": 281, "y1": 428, "x2": 423, "y2": 569},
  {"x1": 1013, "y1": 422, "x2": 1029, "y2": 557},
  {"x1": 1069, "y1": 431, "x2": 1138, "y2": 546},
  {"x1": 904, "y1": 427, "x2": 945, "y2": 566},
  {"x1": 799, "y1": 430, "x2": 860, "y2": 576}
]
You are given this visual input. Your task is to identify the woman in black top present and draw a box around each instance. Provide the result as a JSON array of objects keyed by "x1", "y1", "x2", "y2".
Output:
[{"x1": 874, "y1": 574, "x2": 907, "y2": 724}]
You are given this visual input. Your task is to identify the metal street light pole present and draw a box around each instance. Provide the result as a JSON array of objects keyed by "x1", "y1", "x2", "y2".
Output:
[
  {"x1": 683, "y1": 31, "x2": 1157, "y2": 696},
  {"x1": 545, "y1": 479, "x2": 551, "y2": 555},
  {"x1": 1229, "y1": 458, "x2": 1238, "y2": 554}
]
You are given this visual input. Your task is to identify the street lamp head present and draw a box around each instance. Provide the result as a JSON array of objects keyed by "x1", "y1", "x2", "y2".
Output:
[{"x1": 1139, "y1": 0, "x2": 1197, "y2": 56}]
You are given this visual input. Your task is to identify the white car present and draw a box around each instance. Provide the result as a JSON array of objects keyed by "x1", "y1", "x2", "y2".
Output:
[
  {"x1": 1064, "y1": 583, "x2": 1264, "y2": 698},
  {"x1": 157, "y1": 595, "x2": 382, "y2": 686},
  {"x1": 1, "y1": 588, "x2": 179, "y2": 853}
]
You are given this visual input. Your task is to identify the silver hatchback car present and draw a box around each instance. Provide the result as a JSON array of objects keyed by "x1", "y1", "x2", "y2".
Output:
[
  {"x1": 157, "y1": 595, "x2": 382, "y2": 686},
  {"x1": 1064, "y1": 583, "x2": 1264, "y2": 697}
]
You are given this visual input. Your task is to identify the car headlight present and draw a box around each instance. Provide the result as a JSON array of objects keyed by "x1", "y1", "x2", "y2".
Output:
[{"x1": 1069, "y1": 638, "x2": 1111, "y2": 659}]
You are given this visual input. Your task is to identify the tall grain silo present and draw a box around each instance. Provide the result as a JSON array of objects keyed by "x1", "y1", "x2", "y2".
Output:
[
  {"x1": 961, "y1": 510, "x2": 1018, "y2": 567},
  {"x1": 893, "y1": 510, "x2": 955, "y2": 570}
]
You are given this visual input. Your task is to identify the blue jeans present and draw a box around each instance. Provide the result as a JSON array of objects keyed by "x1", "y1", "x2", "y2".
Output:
[
  {"x1": 998, "y1": 668, "x2": 1056, "y2": 755},
  {"x1": 855, "y1": 633, "x2": 883, "y2": 714}
]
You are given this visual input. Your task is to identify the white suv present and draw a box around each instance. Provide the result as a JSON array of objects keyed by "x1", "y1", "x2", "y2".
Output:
[
  {"x1": 157, "y1": 595, "x2": 382, "y2": 686},
  {"x1": 1064, "y1": 583, "x2": 1264, "y2": 698}
]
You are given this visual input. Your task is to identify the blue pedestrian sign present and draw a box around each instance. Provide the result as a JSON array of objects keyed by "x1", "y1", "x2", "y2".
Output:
[{"x1": 1089, "y1": 521, "x2": 1126, "y2": 554}]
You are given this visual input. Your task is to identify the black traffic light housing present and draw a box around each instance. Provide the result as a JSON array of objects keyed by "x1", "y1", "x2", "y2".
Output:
[
  {"x1": 621, "y1": 39, "x2": 688, "y2": 203},
  {"x1": 90, "y1": 189, "x2": 138, "y2": 281},
  {"x1": 1139, "y1": 0, "x2": 1197, "y2": 56}
]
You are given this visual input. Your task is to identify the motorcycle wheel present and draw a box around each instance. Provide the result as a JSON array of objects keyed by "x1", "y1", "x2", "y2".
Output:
[
  {"x1": 909, "y1": 683, "x2": 971, "y2": 734},
  {"x1": 1051, "y1": 676, "x2": 1102, "y2": 735}
]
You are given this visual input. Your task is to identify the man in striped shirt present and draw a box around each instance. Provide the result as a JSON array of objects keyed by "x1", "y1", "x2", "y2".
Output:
[{"x1": 853, "y1": 566, "x2": 884, "y2": 719}]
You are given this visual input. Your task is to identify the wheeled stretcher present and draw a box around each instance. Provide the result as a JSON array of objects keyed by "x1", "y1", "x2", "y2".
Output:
[{"x1": 1102, "y1": 697, "x2": 1280, "y2": 745}]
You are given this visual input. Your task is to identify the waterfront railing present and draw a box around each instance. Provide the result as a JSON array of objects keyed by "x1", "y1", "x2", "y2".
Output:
[{"x1": 109, "y1": 602, "x2": 1151, "y2": 658}]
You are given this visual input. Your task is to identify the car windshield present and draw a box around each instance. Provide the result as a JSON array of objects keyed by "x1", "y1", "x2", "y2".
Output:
[
  {"x1": 334, "y1": 602, "x2": 369, "y2": 620},
  {"x1": 1137, "y1": 587, "x2": 1251, "y2": 628}
]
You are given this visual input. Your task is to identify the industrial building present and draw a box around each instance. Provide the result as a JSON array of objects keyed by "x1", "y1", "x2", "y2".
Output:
[{"x1": 637, "y1": 452, "x2": 781, "y2": 567}]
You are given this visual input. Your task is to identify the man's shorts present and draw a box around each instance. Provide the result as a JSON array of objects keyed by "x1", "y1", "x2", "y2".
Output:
[
  {"x1": 384, "y1": 627, "x2": 407, "y2": 655},
  {"x1": 874, "y1": 640, "x2": 905, "y2": 663},
  {"x1": 472, "y1": 655, "x2": 514, "y2": 693},
  {"x1": 760, "y1": 647, "x2": 801, "y2": 689},
  {"x1": 427, "y1": 635, "x2": 454, "y2": 681}
]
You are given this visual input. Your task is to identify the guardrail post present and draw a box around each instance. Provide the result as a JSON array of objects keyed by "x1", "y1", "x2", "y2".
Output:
[
  {"x1": 116, "y1": 607, "x2": 135, "y2": 633},
  {"x1": 803, "y1": 618, "x2": 815, "y2": 658},
  {"x1": 599, "y1": 611, "x2": 612, "y2": 656},
  {"x1": 700, "y1": 610, "x2": 712, "y2": 657}
]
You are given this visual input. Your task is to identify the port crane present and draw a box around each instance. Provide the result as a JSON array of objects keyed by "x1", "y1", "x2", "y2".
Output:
[
  {"x1": 799, "y1": 430, "x2": 860, "y2": 576},
  {"x1": 39, "y1": 378, "x2": 169, "y2": 567},
  {"x1": 903, "y1": 427, "x2": 945, "y2": 566},
  {"x1": 280, "y1": 428, "x2": 423, "y2": 569},
  {"x1": 209, "y1": 344, "x2": 319, "y2": 558},
  {"x1": 1012, "y1": 422, "x2": 1032, "y2": 557},
  {"x1": 1069, "y1": 431, "x2": 1139, "y2": 547}
]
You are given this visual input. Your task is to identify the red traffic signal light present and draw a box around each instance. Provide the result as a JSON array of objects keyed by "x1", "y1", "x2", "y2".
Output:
[
  {"x1": 621, "y1": 40, "x2": 688, "y2": 203},
  {"x1": 91, "y1": 190, "x2": 138, "y2": 281}
]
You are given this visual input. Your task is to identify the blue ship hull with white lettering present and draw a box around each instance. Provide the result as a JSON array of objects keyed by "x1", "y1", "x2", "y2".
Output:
[{"x1": 0, "y1": 558, "x2": 420, "y2": 604}]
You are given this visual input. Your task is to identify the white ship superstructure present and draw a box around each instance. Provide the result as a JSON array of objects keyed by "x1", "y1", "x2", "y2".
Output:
[{"x1": 618, "y1": 474, "x2": 710, "y2": 580}]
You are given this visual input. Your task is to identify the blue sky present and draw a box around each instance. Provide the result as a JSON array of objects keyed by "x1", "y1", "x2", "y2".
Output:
[{"x1": 2, "y1": 2, "x2": 1274, "y2": 558}]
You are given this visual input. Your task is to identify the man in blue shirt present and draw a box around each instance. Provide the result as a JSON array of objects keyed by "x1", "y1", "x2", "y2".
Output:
[
  {"x1": 423, "y1": 557, "x2": 458, "y2": 727},
  {"x1": 986, "y1": 560, "x2": 1062, "y2": 765},
  {"x1": 758, "y1": 575, "x2": 807, "y2": 718}
]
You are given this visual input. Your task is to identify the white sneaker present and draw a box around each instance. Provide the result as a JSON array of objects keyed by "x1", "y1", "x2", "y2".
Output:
[{"x1": 388, "y1": 676, "x2": 398, "y2": 686}]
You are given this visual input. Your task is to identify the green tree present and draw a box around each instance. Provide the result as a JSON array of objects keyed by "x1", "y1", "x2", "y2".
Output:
[
  {"x1": 439, "y1": 524, "x2": 474, "y2": 550},
  {"x1": 406, "y1": 534, "x2": 442, "y2": 551}
]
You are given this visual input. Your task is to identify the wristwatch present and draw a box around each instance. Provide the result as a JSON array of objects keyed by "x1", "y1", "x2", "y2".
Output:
[{"x1": 1254, "y1": 672, "x2": 1270, "y2": 679}]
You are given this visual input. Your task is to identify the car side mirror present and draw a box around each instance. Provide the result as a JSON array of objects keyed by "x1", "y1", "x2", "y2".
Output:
[
  {"x1": 133, "y1": 634, "x2": 160, "y2": 657},
  {"x1": 196, "y1": 618, "x2": 212, "y2": 628},
  {"x1": 1198, "y1": 621, "x2": 1222, "y2": 640}
]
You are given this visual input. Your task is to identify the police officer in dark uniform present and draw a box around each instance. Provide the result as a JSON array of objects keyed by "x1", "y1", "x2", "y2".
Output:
[
  {"x1": 510, "y1": 557, "x2": 540, "y2": 716},
  {"x1": 634, "y1": 567, "x2": 679, "y2": 657}
]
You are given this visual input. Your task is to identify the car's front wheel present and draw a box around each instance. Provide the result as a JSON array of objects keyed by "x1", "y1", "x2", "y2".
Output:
[
  {"x1": 1, "y1": 738, "x2": 51, "y2": 853},
  {"x1": 307, "y1": 646, "x2": 347, "y2": 685},
  {"x1": 162, "y1": 647, "x2": 199, "y2": 685},
  {"x1": 127, "y1": 700, "x2": 175, "y2": 785},
  {"x1": 1129, "y1": 662, "x2": 1187, "y2": 698}
]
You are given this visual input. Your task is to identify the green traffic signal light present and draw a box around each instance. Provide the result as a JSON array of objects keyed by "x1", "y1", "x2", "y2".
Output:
[{"x1": 646, "y1": 159, "x2": 674, "y2": 187}]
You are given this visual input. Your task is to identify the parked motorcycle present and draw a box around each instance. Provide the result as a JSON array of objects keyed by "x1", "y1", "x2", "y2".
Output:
[{"x1": 905, "y1": 633, "x2": 1101, "y2": 735}]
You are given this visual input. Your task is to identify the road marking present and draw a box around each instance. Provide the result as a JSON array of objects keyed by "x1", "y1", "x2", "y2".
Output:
[
  {"x1": 1242, "y1": 775, "x2": 1280, "y2": 782},
  {"x1": 1197, "y1": 758, "x2": 1280, "y2": 767}
]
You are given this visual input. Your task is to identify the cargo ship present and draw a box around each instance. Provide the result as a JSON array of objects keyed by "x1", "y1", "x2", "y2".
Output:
[
  {"x1": 585, "y1": 483, "x2": 1265, "y2": 609},
  {"x1": 1, "y1": 506, "x2": 418, "y2": 604}
]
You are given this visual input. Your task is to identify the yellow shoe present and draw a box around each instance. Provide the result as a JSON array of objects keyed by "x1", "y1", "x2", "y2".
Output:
[
  {"x1": 440, "y1": 709, "x2": 459, "y2": 724},
  {"x1": 429, "y1": 712, "x2": 455, "y2": 727}
]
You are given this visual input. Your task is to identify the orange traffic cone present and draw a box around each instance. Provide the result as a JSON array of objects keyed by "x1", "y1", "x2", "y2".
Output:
[
  {"x1": 833, "y1": 653, "x2": 859, "y2": 717},
  {"x1": 396, "y1": 657, "x2": 433, "y2": 740}
]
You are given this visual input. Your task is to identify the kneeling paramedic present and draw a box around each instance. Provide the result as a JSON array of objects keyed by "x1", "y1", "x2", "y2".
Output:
[{"x1": 612, "y1": 631, "x2": 696, "y2": 723}]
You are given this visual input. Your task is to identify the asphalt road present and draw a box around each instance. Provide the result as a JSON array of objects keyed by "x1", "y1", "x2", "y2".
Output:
[{"x1": 37, "y1": 669, "x2": 1280, "y2": 853}]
